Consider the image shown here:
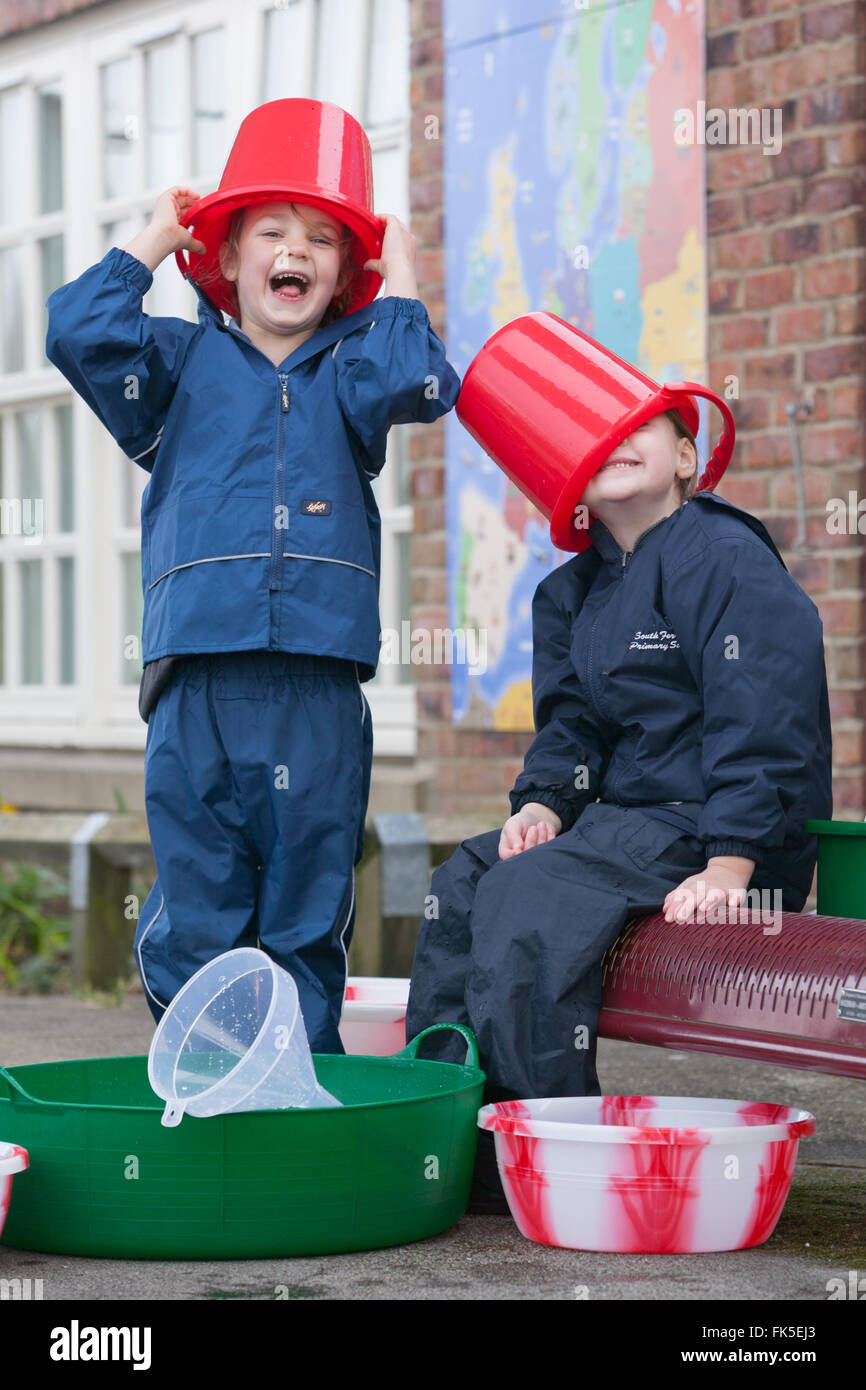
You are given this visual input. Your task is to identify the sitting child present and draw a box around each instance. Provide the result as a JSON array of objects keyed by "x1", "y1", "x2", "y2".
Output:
[{"x1": 406, "y1": 402, "x2": 832, "y2": 1208}]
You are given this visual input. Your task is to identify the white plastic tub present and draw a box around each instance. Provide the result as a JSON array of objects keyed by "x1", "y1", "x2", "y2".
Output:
[
  {"x1": 0, "y1": 1141, "x2": 28, "y2": 1238},
  {"x1": 339, "y1": 977, "x2": 410, "y2": 1056},
  {"x1": 478, "y1": 1094, "x2": 815, "y2": 1253}
]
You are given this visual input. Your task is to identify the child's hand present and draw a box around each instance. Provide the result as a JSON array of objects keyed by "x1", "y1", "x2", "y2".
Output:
[
  {"x1": 364, "y1": 214, "x2": 418, "y2": 298},
  {"x1": 663, "y1": 860, "x2": 753, "y2": 924},
  {"x1": 149, "y1": 187, "x2": 207, "y2": 256},
  {"x1": 499, "y1": 804, "x2": 562, "y2": 860}
]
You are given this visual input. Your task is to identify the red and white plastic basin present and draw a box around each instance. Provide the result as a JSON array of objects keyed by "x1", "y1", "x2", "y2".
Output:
[
  {"x1": 478, "y1": 1095, "x2": 815, "y2": 1253},
  {"x1": 339, "y1": 977, "x2": 410, "y2": 1056},
  {"x1": 0, "y1": 1141, "x2": 28, "y2": 1238}
]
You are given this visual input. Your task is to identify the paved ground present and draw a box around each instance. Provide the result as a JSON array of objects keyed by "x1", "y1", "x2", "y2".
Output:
[{"x1": 0, "y1": 989, "x2": 863, "y2": 1301}]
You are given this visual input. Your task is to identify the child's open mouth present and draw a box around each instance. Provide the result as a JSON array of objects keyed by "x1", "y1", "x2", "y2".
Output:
[
  {"x1": 269, "y1": 271, "x2": 310, "y2": 302},
  {"x1": 599, "y1": 458, "x2": 642, "y2": 471}
]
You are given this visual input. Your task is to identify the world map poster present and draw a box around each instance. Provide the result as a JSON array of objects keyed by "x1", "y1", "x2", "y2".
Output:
[{"x1": 443, "y1": 0, "x2": 707, "y2": 728}]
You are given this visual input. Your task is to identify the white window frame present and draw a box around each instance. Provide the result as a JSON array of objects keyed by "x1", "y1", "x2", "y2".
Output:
[{"x1": 0, "y1": 0, "x2": 416, "y2": 755}]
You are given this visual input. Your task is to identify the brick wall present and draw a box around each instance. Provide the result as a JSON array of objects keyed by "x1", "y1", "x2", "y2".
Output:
[
  {"x1": 0, "y1": 0, "x2": 110, "y2": 40},
  {"x1": 408, "y1": 0, "x2": 866, "y2": 826}
]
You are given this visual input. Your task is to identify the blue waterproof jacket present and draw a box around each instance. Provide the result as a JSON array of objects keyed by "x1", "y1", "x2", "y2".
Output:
[
  {"x1": 509, "y1": 492, "x2": 833, "y2": 901},
  {"x1": 45, "y1": 247, "x2": 460, "y2": 679}
]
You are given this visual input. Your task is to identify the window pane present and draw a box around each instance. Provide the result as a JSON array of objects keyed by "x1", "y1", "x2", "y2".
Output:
[
  {"x1": 19, "y1": 559, "x2": 43, "y2": 683},
  {"x1": 192, "y1": 28, "x2": 227, "y2": 176},
  {"x1": 0, "y1": 564, "x2": 4, "y2": 682},
  {"x1": 145, "y1": 40, "x2": 181, "y2": 191},
  {"x1": 262, "y1": 3, "x2": 307, "y2": 101},
  {"x1": 371, "y1": 142, "x2": 408, "y2": 224},
  {"x1": 0, "y1": 244, "x2": 26, "y2": 371},
  {"x1": 122, "y1": 451, "x2": 148, "y2": 529},
  {"x1": 121, "y1": 550, "x2": 143, "y2": 685},
  {"x1": 40, "y1": 234, "x2": 65, "y2": 366},
  {"x1": 16, "y1": 409, "x2": 43, "y2": 515},
  {"x1": 0, "y1": 86, "x2": 27, "y2": 224},
  {"x1": 56, "y1": 403, "x2": 75, "y2": 532},
  {"x1": 101, "y1": 58, "x2": 135, "y2": 200},
  {"x1": 314, "y1": 0, "x2": 363, "y2": 118},
  {"x1": 366, "y1": 0, "x2": 409, "y2": 127},
  {"x1": 103, "y1": 216, "x2": 141, "y2": 257},
  {"x1": 396, "y1": 527, "x2": 411, "y2": 685},
  {"x1": 58, "y1": 556, "x2": 75, "y2": 684},
  {"x1": 38, "y1": 83, "x2": 64, "y2": 213}
]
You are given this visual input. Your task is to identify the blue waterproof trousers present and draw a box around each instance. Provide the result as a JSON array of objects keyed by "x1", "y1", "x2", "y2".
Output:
[
  {"x1": 406, "y1": 803, "x2": 801, "y2": 1102},
  {"x1": 134, "y1": 651, "x2": 373, "y2": 1052}
]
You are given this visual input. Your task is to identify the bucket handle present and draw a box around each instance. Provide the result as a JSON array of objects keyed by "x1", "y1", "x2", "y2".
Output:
[
  {"x1": 0, "y1": 1065, "x2": 41, "y2": 1107},
  {"x1": 395, "y1": 1024, "x2": 480, "y2": 1071},
  {"x1": 657, "y1": 382, "x2": 736, "y2": 493}
]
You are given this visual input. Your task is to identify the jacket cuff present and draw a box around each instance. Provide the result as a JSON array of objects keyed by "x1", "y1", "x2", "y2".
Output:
[
  {"x1": 509, "y1": 786, "x2": 585, "y2": 834},
  {"x1": 705, "y1": 839, "x2": 762, "y2": 864},
  {"x1": 105, "y1": 245, "x2": 154, "y2": 294},
  {"x1": 371, "y1": 295, "x2": 430, "y2": 322}
]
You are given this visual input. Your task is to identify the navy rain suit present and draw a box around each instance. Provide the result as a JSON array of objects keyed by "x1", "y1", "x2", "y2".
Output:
[
  {"x1": 46, "y1": 246, "x2": 460, "y2": 1048},
  {"x1": 407, "y1": 492, "x2": 833, "y2": 1100}
]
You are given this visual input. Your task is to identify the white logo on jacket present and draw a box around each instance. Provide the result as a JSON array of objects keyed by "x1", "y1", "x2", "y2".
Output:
[{"x1": 628, "y1": 628, "x2": 680, "y2": 652}]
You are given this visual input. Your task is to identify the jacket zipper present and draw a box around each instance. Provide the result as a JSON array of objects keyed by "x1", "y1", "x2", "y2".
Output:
[{"x1": 269, "y1": 373, "x2": 290, "y2": 590}]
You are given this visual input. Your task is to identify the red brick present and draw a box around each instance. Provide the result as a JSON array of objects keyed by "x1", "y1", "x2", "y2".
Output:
[
  {"x1": 803, "y1": 172, "x2": 866, "y2": 217},
  {"x1": 708, "y1": 194, "x2": 743, "y2": 233},
  {"x1": 774, "y1": 304, "x2": 825, "y2": 343},
  {"x1": 734, "y1": 395, "x2": 771, "y2": 430},
  {"x1": 772, "y1": 467, "x2": 839, "y2": 508},
  {"x1": 819, "y1": 598, "x2": 865, "y2": 635},
  {"x1": 826, "y1": 127, "x2": 866, "y2": 170},
  {"x1": 707, "y1": 31, "x2": 741, "y2": 66},
  {"x1": 742, "y1": 430, "x2": 797, "y2": 466},
  {"x1": 830, "y1": 640, "x2": 866, "y2": 682},
  {"x1": 770, "y1": 137, "x2": 824, "y2": 181},
  {"x1": 744, "y1": 267, "x2": 795, "y2": 308},
  {"x1": 744, "y1": 353, "x2": 797, "y2": 391},
  {"x1": 719, "y1": 315, "x2": 770, "y2": 349},
  {"x1": 718, "y1": 474, "x2": 770, "y2": 509},
  {"x1": 832, "y1": 383, "x2": 866, "y2": 417},
  {"x1": 802, "y1": 257, "x2": 864, "y2": 298},
  {"x1": 828, "y1": 208, "x2": 866, "y2": 252},
  {"x1": 744, "y1": 16, "x2": 800, "y2": 56},
  {"x1": 707, "y1": 145, "x2": 775, "y2": 190},
  {"x1": 770, "y1": 222, "x2": 824, "y2": 260},
  {"x1": 804, "y1": 341, "x2": 864, "y2": 380},
  {"x1": 830, "y1": 553, "x2": 866, "y2": 590},
  {"x1": 709, "y1": 275, "x2": 743, "y2": 313},
  {"x1": 830, "y1": 690, "x2": 865, "y2": 720},
  {"x1": 715, "y1": 228, "x2": 770, "y2": 270},
  {"x1": 831, "y1": 774, "x2": 866, "y2": 812},
  {"x1": 833, "y1": 729, "x2": 865, "y2": 766},
  {"x1": 802, "y1": 2, "x2": 863, "y2": 43},
  {"x1": 707, "y1": 0, "x2": 741, "y2": 23},
  {"x1": 834, "y1": 296, "x2": 866, "y2": 335},
  {"x1": 807, "y1": 423, "x2": 866, "y2": 464},
  {"x1": 801, "y1": 85, "x2": 866, "y2": 128},
  {"x1": 745, "y1": 183, "x2": 800, "y2": 222}
]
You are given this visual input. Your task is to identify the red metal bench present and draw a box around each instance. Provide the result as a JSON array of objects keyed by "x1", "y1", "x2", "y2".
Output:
[{"x1": 600, "y1": 911, "x2": 866, "y2": 1079}]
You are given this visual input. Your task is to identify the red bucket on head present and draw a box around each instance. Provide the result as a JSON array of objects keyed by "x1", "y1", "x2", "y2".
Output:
[
  {"x1": 174, "y1": 98, "x2": 386, "y2": 317},
  {"x1": 456, "y1": 313, "x2": 736, "y2": 553}
]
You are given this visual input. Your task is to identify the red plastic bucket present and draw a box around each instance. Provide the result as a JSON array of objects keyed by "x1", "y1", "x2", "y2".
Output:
[
  {"x1": 175, "y1": 98, "x2": 386, "y2": 317},
  {"x1": 456, "y1": 313, "x2": 736, "y2": 552}
]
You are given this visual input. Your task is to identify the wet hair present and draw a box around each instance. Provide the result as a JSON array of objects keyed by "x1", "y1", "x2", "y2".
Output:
[
  {"x1": 205, "y1": 203, "x2": 359, "y2": 327},
  {"x1": 665, "y1": 409, "x2": 700, "y2": 502}
]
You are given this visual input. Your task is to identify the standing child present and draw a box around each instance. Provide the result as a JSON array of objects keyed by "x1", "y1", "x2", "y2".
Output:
[
  {"x1": 407, "y1": 325, "x2": 831, "y2": 1205},
  {"x1": 46, "y1": 99, "x2": 460, "y2": 1051}
]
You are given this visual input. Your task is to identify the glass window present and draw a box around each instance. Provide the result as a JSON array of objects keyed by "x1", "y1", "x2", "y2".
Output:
[
  {"x1": 314, "y1": 0, "x2": 363, "y2": 119},
  {"x1": 144, "y1": 39, "x2": 181, "y2": 191},
  {"x1": 38, "y1": 82, "x2": 64, "y2": 214},
  {"x1": 366, "y1": 0, "x2": 409, "y2": 127},
  {"x1": 101, "y1": 57, "x2": 135, "y2": 200},
  {"x1": 122, "y1": 450, "x2": 148, "y2": 529},
  {"x1": 19, "y1": 559, "x2": 43, "y2": 684},
  {"x1": 371, "y1": 142, "x2": 408, "y2": 225},
  {"x1": 103, "y1": 216, "x2": 141, "y2": 258},
  {"x1": 0, "y1": 85, "x2": 27, "y2": 225},
  {"x1": 262, "y1": 2, "x2": 307, "y2": 102},
  {"x1": 16, "y1": 409, "x2": 43, "y2": 506},
  {"x1": 191, "y1": 28, "x2": 227, "y2": 176},
  {"x1": 0, "y1": 244, "x2": 26, "y2": 372},
  {"x1": 58, "y1": 556, "x2": 75, "y2": 684},
  {"x1": 121, "y1": 550, "x2": 143, "y2": 685},
  {"x1": 0, "y1": 565, "x2": 4, "y2": 683},
  {"x1": 56, "y1": 403, "x2": 75, "y2": 533},
  {"x1": 40, "y1": 235, "x2": 65, "y2": 366}
]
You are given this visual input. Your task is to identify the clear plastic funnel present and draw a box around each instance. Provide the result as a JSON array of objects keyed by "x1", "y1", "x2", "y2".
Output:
[{"x1": 148, "y1": 947, "x2": 342, "y2": 1126}]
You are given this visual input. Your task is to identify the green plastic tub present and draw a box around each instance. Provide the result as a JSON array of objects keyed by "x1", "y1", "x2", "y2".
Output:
[
  {"x1": 804, "y1": 819, "x2": 866, "y2": 920},
  {"x1": 0, "y1": 1023, "x2": 483, "y2": 1260}
]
